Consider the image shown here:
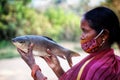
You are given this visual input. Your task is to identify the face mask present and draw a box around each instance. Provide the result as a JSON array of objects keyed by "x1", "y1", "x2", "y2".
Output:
[{"x1": 80, "y1": 29, "x2": 105, "y2": 53}]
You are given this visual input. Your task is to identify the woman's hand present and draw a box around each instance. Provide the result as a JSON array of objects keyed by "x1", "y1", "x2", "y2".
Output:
[
  {"x1": 17, "y1": 43, "x2": 47, "y2": 80},
  {"x1": 41, "y1": 49, "x2": 65, "y2": 78},
  {"x1": 41, "y1": 49, "x2": 60, "y2": 69},
  {"x1": 17, "y1": 43, "x2": 35, "y2": 69}
]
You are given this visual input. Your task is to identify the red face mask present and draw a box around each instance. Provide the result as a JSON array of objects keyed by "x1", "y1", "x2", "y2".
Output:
[{"x1": 80, "y1": 29, "x2": 105, "y2": 53}]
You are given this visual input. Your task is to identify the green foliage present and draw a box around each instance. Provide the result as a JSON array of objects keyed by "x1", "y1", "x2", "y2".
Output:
[
  {"x1": 0, "y1": 40, "x2": 19, "y2": 59},
  {"x1": 0, "y1": 0, "x2": 31, "y2": 40},
  {"x1": 62, "y1": 12, "x2": 81, "y2": 41},
  {"x1": 44, "y1": 7, "x2": 81, "y2": 41},
  {"x1": 0, "y1": 51, "x2": 19, "y2": 59},
  {"x1": 0, "y1": 0, "x2": 81, "y2": 42},
  {"x1": 102, "y1": 0, "x2": 120, "y2": 20},
  {"x1": 16, "y1": 8, "x2": 52, "y2": 36}
]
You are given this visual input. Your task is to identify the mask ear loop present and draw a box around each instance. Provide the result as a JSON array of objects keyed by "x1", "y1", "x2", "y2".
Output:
[
  {"x1": 94, "y1": 29, "x2": 106, "y2": 46},
  {"x1": 94, "y1": 29, "x2": 104, "y2": 39}
]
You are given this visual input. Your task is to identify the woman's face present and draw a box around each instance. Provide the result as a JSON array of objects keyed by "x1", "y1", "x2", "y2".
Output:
[
  {"x1": 80, "y1": 17, "x2": 109, "y2": 53},
  {"x1": 80, "y1": 17, "x2": 97, "y2": 42}
]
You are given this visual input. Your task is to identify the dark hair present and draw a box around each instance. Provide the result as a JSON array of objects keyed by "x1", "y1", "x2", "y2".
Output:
[{"x1": 84, "y1": 6, "x2": 120, "y2": 46}]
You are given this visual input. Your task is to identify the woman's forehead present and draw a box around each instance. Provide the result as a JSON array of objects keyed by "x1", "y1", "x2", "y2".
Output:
[{"x1": 81, "y1": 18, "x2": 93, "y2": 30}]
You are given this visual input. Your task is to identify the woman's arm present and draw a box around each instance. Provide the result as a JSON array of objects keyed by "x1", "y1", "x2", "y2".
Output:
[
  {"x1": 41, "y1": 49, "x2": 65, "y2": 78},
  {"x1": 17, "y1": 43, "x2": 47, "y2": 80},
  {"x1": 17, "y1": 43, "x2": 65, "y2": 79}
]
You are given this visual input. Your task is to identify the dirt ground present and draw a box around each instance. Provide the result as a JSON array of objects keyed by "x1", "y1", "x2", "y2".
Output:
[{"x1": 0, "y1": 55, "x2": 87, "y2": 80}]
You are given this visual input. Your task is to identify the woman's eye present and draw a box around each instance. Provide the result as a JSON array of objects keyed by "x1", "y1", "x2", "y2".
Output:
[
  {"x1": 83, "y1": 30, "x2": 87, "y2": 33},
  {"x1": 82, "y1": 28, "x2": 86, "y2": 32}
]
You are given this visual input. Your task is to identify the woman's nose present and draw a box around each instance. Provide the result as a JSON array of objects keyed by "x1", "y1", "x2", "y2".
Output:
[
  {"x1": 80, "y1": 33, "x2": 86, "y2": 40},
  {"x1": 80, "y1": 36, "x2": 85, "y2": 40}
]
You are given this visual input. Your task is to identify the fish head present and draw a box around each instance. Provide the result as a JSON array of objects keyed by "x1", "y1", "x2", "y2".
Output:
[{"x1": 12, "y1": 36, "x2": 31, "y2": 52}]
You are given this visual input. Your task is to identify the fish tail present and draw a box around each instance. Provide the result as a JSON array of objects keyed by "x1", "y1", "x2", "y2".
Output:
[
  {"x1": 66, "y1": 50, "x2": 80, "y2": 67},
  {"x1": 71, "y1": 51, "x2": 80, "y2": 57}
]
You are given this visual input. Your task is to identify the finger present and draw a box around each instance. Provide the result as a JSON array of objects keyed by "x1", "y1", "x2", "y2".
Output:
[
  {"x1": 46, "y1": 49, "x2": 58, "y2": 60},
  {"x1": 41, "y1": 56, "x2": 51, "y2": 63},
  {"x1": 46, "y1": 56, "x2": 52, "y2": 63},
  {"x1": 28, "y1": 43, "x2": 34, "y2": 54},
  {"x1": 29, "y1": 43, "x2": 34, "y2": 49},
  {"x1": 46, "y1": 49, "x2": 51, "y2": 54},
  {"x1": 17, "y1": 48, "x2": 26, "y2": 55},
  {"x1": 46, "y1": 49, "x2": 55, "y2": 56},
  {"x1": 17, "y1": 48, "x2": 27, "y2": 58}
]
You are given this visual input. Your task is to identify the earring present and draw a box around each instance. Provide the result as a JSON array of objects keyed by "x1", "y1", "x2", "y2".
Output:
[
  {"x1": 102, "y1": 38, "x2": 105, "y2": 43},
  {"x1": 100, "y1": 38, "x2": 105, "y2": 46},
  {"x1": 103, "y1": 38, "x2": 105, "y2": 41}
]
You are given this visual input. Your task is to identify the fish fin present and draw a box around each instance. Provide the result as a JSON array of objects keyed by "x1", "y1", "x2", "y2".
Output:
[
  {"x1": 42, "y1": 36, "x2": 56, "y2": 43},
  {"x1": 70, "y1": 51, "x2": 80, "y2": 57},
  {"x1": 66, "y1": 50, "x2": 80, "y2": 67},
  {"x1": 66, "y1": 55, "x2": 73, "y2": 67}
]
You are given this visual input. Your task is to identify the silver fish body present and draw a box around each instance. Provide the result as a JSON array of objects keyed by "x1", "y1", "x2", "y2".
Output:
[{"x1": 12, "y1": 35, "x2": 80, "y2": 67}]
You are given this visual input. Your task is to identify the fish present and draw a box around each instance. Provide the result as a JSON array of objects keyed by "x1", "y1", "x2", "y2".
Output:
[{"x1": 12, "y1": 35, "x2": 80, "y2": 67}]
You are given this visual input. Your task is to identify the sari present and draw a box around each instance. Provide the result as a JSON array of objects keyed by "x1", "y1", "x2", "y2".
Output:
[{"x1": 59, "y1": 48, "x2": 120, "y2": 80}]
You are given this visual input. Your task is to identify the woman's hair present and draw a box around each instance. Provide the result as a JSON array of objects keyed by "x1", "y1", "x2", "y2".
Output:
[{"x1": 84, "y1": 6, "x2": 120, "y2": 46}]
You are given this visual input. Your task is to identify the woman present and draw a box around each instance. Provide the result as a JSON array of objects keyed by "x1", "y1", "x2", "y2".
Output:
[{"x1": 17, "y1": 6, "x2": 120, "y2": 80}]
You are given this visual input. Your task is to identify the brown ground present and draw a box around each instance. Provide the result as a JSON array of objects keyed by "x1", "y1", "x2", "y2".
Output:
[{"x1": 0, "y1": 56, "x2": 87, "y2": 80}]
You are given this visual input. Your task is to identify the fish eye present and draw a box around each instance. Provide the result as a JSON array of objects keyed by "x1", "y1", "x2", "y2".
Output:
[{"x1": 19, "y1": 41, "x2": 25, "y2": 43}]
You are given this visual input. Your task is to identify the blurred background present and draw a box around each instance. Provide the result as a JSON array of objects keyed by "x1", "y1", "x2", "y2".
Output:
[{"x1": 0, "y1": 0, "x2": 120, "y2": 80}]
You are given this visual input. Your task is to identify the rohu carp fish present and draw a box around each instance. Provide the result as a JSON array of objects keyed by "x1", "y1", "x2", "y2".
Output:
[{"x1": 12, "y1": 35, "x2": 80, "y2": 67}]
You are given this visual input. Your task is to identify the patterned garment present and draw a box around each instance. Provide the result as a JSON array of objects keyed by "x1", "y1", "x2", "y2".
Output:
[{"x1": 59, "y1": 48, "x2": 120, "y2": 80}]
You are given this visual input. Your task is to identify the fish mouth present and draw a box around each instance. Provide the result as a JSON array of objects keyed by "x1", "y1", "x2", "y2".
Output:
[
  {"x1": 11, "y1": 38, "x2": 16, "y2": 46},
  {"x1": 11, "y1": 39, "x2": 20, "y2": 48},
  {"x1": 11, "y1": 38, "x2": 16, "y2": 43}
]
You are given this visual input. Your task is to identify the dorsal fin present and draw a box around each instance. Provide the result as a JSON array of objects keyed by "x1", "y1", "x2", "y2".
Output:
[{"x1": 42, "y1": 36, "x2": 56, "y2": 43}]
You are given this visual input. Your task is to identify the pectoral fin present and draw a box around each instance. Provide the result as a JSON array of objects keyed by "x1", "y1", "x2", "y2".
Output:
[{"x1": 66, "y1": 55, "x2": 73, "y2": 67}]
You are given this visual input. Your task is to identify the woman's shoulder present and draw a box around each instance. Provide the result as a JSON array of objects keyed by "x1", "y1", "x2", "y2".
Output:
[
  {"x1": 115, "y1": 55, "x2": 120, "y2": 61},
  {"x1": 89, "y1": 54, "x2": 120, "y2": 73},
  {"x1": 85, "y1": 55, "x2": 120, "y2": 79}
]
